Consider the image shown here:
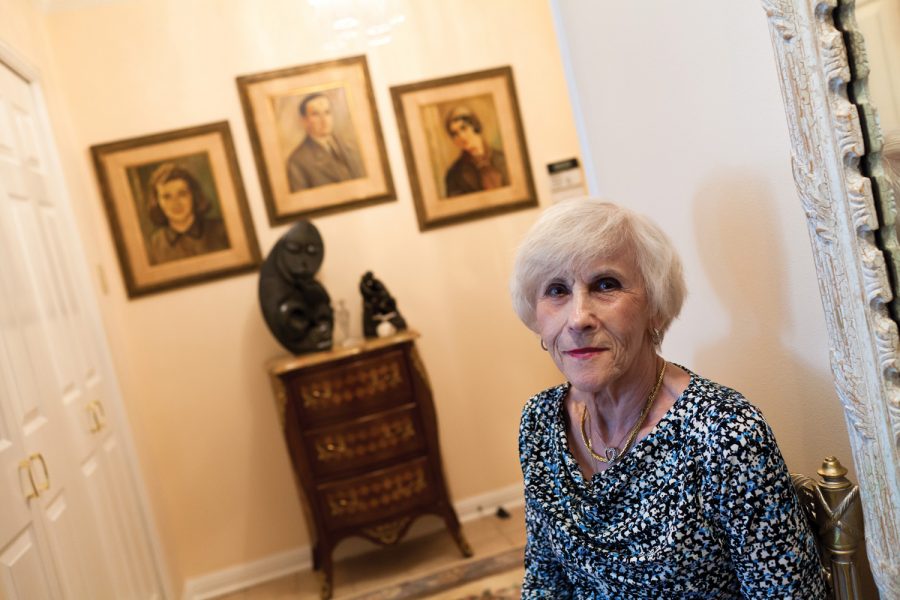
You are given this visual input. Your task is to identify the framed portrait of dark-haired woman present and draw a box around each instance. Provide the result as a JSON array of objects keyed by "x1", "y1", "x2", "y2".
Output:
[
  {"x1": 391, "y1": 66, "x2": 537, "y2": 231},
  {"x1": 237, "y1": 55, "x2": 395, "y2": 225},
  {"x1": 91, "y1": 121, "x2": 261, "y2": 298}
]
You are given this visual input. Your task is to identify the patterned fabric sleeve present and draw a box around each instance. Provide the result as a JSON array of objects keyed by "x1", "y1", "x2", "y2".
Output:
[
  {"x1": 519, "y1": 394, "x2": 574, "y2": 598},
  {"x1": 702, "y1": 401, "x2": 828, "y2": 599},
  {"x1": 521, "y1": 497, "x2": 574, "y2": 598}
]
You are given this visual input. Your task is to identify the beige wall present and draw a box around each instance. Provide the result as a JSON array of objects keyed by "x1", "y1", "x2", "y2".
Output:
[
  {"x1": 23, "y1": 0, "x2": 577, "y2": 590},
  {"x1": 0, "y1": 1, "x2": 42, "y2": 60},
  {"x1": 0, "y1": 0, "x2": 859, "y2": 594}
]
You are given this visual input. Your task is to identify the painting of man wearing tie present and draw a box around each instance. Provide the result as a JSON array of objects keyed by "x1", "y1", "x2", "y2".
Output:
[
  {"x1": 286, "y1": 90, "x2": 366, "y2": 192},
  {"x1": 237, "y1": 56, "x2": 396, "y2": 223}
]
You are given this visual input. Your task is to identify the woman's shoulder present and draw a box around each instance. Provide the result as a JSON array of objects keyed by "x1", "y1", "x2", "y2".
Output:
[
  {"x1": 522, "y1": 383, "x2": 567, "y2": 411},
  {"x1": 676, "y1": 366, "x2": 771, "y2": 439},
  {"x1": 519, "y1": 384, "x2": 567, "y2": 464},
  {"x1": 520, "y1": 383, "x2": 567, "y2": 430}
]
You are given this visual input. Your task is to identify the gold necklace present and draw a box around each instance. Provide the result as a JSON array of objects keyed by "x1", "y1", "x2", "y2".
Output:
[{"x1": 580, "y1": 359, "x2": 667, "y2": 464}]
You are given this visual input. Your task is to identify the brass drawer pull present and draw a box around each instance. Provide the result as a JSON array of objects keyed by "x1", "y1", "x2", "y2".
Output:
[
  {"x1": 315, "y1": 438, "x2": 348, "y2": 460},
  {"x1": 302, "y1": 383, "x2": 335, "y2": 407}
]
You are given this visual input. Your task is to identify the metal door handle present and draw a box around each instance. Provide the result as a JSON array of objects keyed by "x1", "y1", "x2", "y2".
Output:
[
  {"x1": 87, "y1": 400, "x2": 106, "y2": 433},
  {"x1": 30, "y1": 453, "x2": 49, "y2": 494},
  {"x1": 18, "y1": 459, "x2": 38, "y2": 501}
]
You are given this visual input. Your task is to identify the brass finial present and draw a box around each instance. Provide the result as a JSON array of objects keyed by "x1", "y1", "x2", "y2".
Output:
[{"x1": 818, "y1": 456, "x2": 849, "y2": 480}]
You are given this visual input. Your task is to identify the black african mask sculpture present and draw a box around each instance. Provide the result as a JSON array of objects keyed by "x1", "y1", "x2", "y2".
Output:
[
  {"x1": 259, "y1": 221, "x2": 333, "y2": 354},
  {"x1": 360, "y1": 271, "x2": 407, "y2": 338}
]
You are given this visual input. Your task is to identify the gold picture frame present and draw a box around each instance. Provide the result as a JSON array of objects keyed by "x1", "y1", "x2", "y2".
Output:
[
  {"x1": 391, "y1": 66, "x2": 537, "y2": 231},
  {"x1": 236, "y1": 55, "x2": 395, "y2": 225},
  {"x1": 91, "y1": 121, "x2": 262, "y2": 298}
]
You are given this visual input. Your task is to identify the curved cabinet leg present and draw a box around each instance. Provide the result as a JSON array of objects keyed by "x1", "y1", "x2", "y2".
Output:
[
  {"x1": 316, "y1": 568, "x2": 333, "y2": 600},
  {"x1": 317, "y1": 556, "x2": 334, "y2": 600},
  {"x1": 453, "y1": 529, "x2": 474, "y2": 558},
  {"x1": 441, "y1": 508, "x2": 473, "y2": 557},
  {"x1": 312, "y1": 540, "x2": 334, "y2": 599},
  {"x1": 311, "y1": 542, "x2": 321, "y2": 571}
]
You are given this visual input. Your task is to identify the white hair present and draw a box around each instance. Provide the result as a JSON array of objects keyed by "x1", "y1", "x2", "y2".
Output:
[{"x1": 509, "y1": 198, "x2": 686, "y2": 338}]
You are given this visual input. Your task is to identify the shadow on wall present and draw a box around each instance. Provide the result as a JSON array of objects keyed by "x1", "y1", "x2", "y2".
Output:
[
  {"x1": 691, "y1": 172, "x2": 878, "y2": 597},
  {"x1": 691, "y1": 171, "x2": 848, "y2": 474}
]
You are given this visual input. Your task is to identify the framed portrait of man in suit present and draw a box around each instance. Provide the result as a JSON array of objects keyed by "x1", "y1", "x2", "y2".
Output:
[{"x1": 237, "y1": 56, "x2": 395, "y2": 225}]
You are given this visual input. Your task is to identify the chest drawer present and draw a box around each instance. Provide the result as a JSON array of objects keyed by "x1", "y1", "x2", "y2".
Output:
[
  {"x1": 316, "y1": 457, "x2": 437, "y2": 529},
  {"x1": 286, "y1": 349, "x2": 411, "y2": 426},
  {"x1": 304, "y1": 405, "x2": 426, "y2": 478}
]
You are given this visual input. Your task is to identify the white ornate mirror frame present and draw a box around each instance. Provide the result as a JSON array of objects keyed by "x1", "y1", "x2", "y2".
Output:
[{"x1": 762, "y1": 0, "x2": 900, "y2": 595}]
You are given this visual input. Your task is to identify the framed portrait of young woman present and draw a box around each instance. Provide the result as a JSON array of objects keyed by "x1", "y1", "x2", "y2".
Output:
[
  {"x1": 91, "y1": 121, "x2": 261, "y2": 298},
  {"x1": 391, "y1": 66, "x2": 537, "y2": 231}
]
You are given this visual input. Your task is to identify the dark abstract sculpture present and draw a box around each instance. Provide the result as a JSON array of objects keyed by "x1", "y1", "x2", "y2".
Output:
[
  {"x1": 259, "y1": 221, "x2": 333, "y2": 354},
  {"x1": 360, "y1": 271, "x2": 407, "y2": 338}
]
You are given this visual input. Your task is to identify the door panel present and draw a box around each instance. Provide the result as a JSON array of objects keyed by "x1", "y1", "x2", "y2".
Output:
[
  {"x1": 80, "y1": 448, "x2": 141, "y2": 599},
  {"x1": 0, "y1": 357, "x2": 31, "y2": 556},
  {"x1": 103, "y1": 436, "x2": 159, "y2": 599},
  {"x1": 0, "y1": 154, "x2": 69, "y2": 497},
  {"x1": 0, "y1": 526, "x2": 57, "y2": 600},
  {"x1": 41, "y1": 492, "x2": 92, "y2": 600},
  {"x1": 41, "y1": 484, "x2": 116, "y2": 600},
  {"x1": 38, "y1": 207, "x2": 109, "y2": 463}
]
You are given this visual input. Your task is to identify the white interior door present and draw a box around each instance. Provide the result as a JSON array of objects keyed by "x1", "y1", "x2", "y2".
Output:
[{"x1": 0, "y1": 52, "x2": 164, "y2": 600}]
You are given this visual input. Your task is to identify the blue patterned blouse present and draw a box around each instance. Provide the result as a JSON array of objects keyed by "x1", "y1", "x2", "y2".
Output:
[{"x1": 519, "y1": 367, "x2": 827, "y2": 599}]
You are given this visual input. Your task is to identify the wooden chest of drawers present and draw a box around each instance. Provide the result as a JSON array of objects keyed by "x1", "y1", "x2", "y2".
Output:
[{"x1": 267, "y1": 331, "x2": 470, "y2": 599}]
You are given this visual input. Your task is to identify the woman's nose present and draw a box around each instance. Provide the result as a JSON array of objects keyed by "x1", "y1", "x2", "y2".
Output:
[{"x1": 568, "y1": 291, "x2": 597, "y2": 330}]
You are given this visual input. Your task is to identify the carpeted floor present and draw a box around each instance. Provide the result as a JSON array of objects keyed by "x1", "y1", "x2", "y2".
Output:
[{"x1": 344, "y1": 546, "x2": 524, "y2": 600}]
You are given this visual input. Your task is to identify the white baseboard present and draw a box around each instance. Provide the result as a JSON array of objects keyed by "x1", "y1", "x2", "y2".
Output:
[
  {"x1": 181, "y1": 482, "x2": 524, "y2": 600},
  {"x1": 452, "y1": 482, "x2": 525, "y2": 523}
]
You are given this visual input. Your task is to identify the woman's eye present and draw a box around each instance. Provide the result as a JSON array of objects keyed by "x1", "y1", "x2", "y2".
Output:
[
  {"x1": 594, "y1": 277, "x2": 621, "y2": 292},
  {"x1": 544, "y1": 283, "x2": 568, "y2": 298}
]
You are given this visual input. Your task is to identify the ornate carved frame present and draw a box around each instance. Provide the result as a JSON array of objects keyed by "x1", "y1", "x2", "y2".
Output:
[{"x1": 762, "y1": 1, "x2": 900, "y2": 595}]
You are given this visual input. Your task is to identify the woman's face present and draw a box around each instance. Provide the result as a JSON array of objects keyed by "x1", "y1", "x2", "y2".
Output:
[
  {"x1": 534, "y1": 248, "x2": 655, "y2": 394},
  {"x1": 156, "y1": 178, "x2": 194, "y2": 224},
  {"x1": 448, "y1": 119, "x2": 483, "y2": 155}
]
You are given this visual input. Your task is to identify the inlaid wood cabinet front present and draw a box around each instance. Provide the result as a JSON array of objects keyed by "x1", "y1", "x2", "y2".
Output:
[{"x1": 267, "y1": 331, "x2": 470, "y2": 599}]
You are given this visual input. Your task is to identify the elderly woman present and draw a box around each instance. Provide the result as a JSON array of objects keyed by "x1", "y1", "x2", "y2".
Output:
[{"x1": 510, "y1": 199, "x2": 826, "y2": 598}]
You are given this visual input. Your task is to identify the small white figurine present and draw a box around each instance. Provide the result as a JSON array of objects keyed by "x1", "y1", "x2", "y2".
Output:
[{"x1": 375, "y1": 317, "x2": 397, "y2": 338}]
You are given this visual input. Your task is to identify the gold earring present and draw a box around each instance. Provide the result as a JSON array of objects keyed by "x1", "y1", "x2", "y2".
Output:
[
  {"x1": 650, "y1": 328, "x2": 662, "y2": 345},
  {"x1": 540, "y1": 339, "x2": 548, "y2": 351}
]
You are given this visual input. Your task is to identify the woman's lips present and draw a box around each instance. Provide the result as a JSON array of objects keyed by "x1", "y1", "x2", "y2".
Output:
[{"x1": 564, "y1": 347, "x2": 605, "y2": 357}]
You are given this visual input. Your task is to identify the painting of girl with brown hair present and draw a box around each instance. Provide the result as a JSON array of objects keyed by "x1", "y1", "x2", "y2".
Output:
[{"x1": 144, "y1": 161, "x2": 231, "y2": 265}]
